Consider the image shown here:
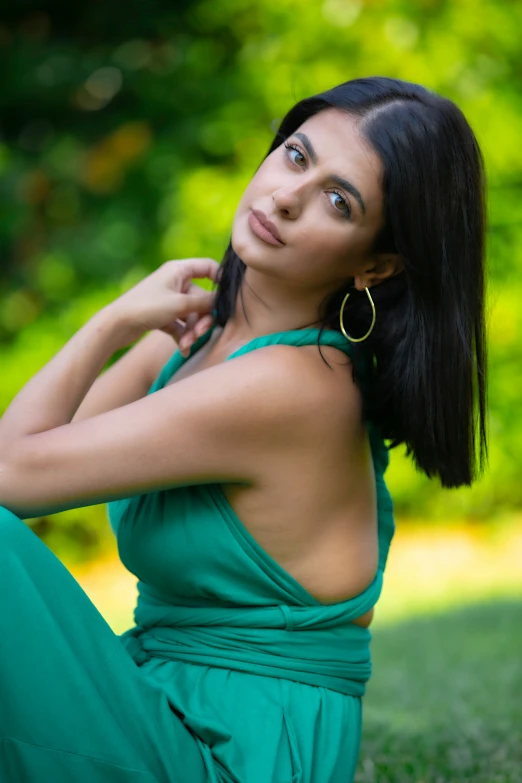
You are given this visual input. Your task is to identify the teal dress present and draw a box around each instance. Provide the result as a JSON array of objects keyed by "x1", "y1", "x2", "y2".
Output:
[{"x1": 0, "y1": 326, "x2": 395, "y2": 783}]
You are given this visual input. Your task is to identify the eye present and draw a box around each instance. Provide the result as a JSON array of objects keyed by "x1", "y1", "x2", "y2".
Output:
[
  {"x1": 327, "y1": 190, "x2": 352, "y2": 219},
  {"x1": 283, "y1": 141, "x2": 352, "y2": 220},
  {"x1": 283, "y1": 142, "x2": 306, "y2": 168}
]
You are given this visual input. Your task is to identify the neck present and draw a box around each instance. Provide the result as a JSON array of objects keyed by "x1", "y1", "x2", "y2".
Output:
[{"x1": 217, "y1": 267, "x2": 336, "y2": 347}]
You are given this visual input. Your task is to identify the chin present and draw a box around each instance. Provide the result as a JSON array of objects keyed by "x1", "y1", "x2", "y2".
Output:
[
  {"x1": 230, "y1": 215, "x2": 287, "y2": 279},
  {"x1": 231, "y1": 240, "x2": 265, "y2": 271},
  {"x1": 231, "y1": 224, "x2": 263, "y2": 265}
]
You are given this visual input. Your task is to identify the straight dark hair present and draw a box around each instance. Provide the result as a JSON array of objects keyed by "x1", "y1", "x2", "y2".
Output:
[{"x1": 212, "y1": 76, "x2": 488, "y2": 489}]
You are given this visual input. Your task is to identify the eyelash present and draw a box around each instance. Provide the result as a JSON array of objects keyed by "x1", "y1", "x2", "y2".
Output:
[{"x1": 283, "y1": 142, "x2": 352, "y2": 219}]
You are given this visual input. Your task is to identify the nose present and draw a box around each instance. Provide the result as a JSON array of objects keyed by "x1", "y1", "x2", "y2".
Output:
[{"x1": 272, "y1": 185, "x2": 302, "y2": 220}]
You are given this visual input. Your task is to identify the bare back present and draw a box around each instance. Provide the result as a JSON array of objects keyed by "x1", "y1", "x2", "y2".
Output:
[{"x1": 164, "y1": 327, "x2": 379, "y2": 626}]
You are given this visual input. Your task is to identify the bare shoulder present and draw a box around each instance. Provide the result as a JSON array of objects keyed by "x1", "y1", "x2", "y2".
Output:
[
  {"x1": 231, "y1": 341, "x2": 363, "y2": 443},
  {"x1": 293, "y1": 342, "x2": 363, "y2": 428}
]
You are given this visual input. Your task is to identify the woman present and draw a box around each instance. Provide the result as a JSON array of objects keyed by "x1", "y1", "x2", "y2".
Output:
[{"x1": 0, "y1": 77, "x2": 487, "y2": 782}]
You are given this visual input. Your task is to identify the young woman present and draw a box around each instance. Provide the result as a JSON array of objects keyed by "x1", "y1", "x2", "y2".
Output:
[{"x1": 0, "y1": 77, "x2": 488, "y2": 782}]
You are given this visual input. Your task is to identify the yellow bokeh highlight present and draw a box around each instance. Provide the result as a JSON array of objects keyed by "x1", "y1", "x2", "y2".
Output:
[{"x1": 81, "y1": 121, "x2": 152, "y2": 194}]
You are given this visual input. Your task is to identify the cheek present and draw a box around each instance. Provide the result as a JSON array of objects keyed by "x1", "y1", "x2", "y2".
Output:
[
  {"x1": 234, "y1": 168, "x2": 269, "y2": 215},
  {"x1": 297, "y1": 220, "x2": 352, "y2": 257}
]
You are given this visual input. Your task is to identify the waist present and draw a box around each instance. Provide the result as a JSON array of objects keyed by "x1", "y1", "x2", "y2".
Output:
[{"x1": 120, "y1": 602, "x2": 374, "y2": 696}]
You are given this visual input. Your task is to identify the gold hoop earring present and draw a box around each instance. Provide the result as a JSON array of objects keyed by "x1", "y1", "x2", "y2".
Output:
[{"x1": 339, "y1": 287, "x2": 376, "y2": 342}]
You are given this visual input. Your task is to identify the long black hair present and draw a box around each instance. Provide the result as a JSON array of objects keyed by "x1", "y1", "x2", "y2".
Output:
[{"x1": 212, "y1": 76, "x2": 488, "y2": 489}]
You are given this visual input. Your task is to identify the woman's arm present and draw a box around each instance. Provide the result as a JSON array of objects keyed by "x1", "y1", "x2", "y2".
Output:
[
  {"x1": 0, "y1": 257, "x2": 218, "y2": 443},
  {"x1": 0, "y1": 345, "x2": 331, "y2": 519},
  {"x1": 0, "y1": 307, "x2": 128, "y2": 447},
  {"x1": 71, "y1": 329, "x2": 177, "y2": 423}
]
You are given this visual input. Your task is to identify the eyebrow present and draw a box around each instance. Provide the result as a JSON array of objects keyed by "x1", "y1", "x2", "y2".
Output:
[{"x1": 293, "y1": 131, "x2": 367, "y2": 215}]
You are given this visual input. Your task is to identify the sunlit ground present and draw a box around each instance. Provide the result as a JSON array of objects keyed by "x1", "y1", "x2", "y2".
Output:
[{"x1": 66, "y1": 516, "x2": 522, "y2": 783}]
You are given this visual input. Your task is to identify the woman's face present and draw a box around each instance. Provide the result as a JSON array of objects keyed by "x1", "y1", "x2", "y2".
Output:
[{"x1": 231, "y1": 108, "x2": 387, "y2": 292}]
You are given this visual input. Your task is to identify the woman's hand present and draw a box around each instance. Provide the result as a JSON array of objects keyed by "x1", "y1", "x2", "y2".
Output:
[{"x1": 106, "y1": 258, "x2": 221, "y2": 353}]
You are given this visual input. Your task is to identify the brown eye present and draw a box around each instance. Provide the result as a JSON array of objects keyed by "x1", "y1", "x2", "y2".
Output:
[
  {"x1": 284, "y1": 143, "x2": 306, "y2": 167},
  {"x1": 327, "y1": 190, "x2": 352, "y2": 219}
]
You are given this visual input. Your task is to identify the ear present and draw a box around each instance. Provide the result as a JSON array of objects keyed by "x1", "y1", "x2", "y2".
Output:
[{"x1": 353, "y1": 252, "x2": 404, "y2": 291}]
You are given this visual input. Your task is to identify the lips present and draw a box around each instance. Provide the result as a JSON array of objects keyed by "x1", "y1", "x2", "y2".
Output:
[{"x1": 250, "y1": 209, "x2": 284, "y2": 244}]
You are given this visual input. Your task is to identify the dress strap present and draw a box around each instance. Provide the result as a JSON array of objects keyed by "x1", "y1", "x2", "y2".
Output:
[
  {"x1": 226, "y1": 327, "x2": 356, "y2": 363},
  {"x1": 148, "y1": 326, "x2": 357, "y2": 396}
]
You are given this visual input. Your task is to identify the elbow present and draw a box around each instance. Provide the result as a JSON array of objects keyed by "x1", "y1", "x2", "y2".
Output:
[
  {"x1": 0, "y1": 461, "x2": 29, "y2": 518},
  {"x1": 0, "y1": 443, "x2": 85, "y2": 519},
  {"x1": 0, "y1": 443, "x2": 43, "y2": 519}
]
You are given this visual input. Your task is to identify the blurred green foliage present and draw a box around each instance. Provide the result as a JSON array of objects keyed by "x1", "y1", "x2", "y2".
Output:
[{"x1": 0, "y1": 0, "x2": 520, "y2": 558}]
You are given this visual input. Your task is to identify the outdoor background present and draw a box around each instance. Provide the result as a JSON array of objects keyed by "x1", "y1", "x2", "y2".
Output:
[{"x1": 1, "y1": 1, "x2": 521, "y2": 781}]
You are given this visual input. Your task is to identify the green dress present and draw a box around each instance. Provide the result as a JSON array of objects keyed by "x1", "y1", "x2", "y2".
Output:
[{"x1": 0, "y1": 326, "x2": 395, "y2": 783}]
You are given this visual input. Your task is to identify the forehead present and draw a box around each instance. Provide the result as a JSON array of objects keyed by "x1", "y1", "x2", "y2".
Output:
[{"x1": 292, "y1": 108, "x2": 383, "y2": 218}]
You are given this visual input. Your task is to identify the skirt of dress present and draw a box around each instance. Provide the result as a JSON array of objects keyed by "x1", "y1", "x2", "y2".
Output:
[
  {"x1": 0, "y1": 505, "x2": 363, "y2": 783},
  {"x1": 0, "y1": 506, "x2": 213, "y2": 783}
]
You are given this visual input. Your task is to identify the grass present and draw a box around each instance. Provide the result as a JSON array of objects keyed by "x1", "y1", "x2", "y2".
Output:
[
  {"x1": 67, "y1": 518, "x2": 522, "y2": 783},
  {"x1": 356, "y1": 599, "x2": 522, "y2": 783}
]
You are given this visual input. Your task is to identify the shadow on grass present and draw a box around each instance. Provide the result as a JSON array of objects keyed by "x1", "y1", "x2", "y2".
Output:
[{"x1": 356, "y1": 598, "x2": 522, "y2": 783}]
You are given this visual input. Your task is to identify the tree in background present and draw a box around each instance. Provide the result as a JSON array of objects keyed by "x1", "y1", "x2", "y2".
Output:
[{"x1": 1, "y1": 0, "x2": 521, "y2": 559}]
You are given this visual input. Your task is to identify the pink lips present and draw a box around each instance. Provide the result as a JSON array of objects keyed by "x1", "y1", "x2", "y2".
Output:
[{"x1": 248, "y1": 209, "x2": 285, "y2": 246}]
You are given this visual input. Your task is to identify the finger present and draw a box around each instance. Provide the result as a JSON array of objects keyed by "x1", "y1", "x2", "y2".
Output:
[
  {"x1": 159, "y1": 317, "x2": 186, "y2": 342},
  {"x1": 188, "y1": 258, "x2": 221, "y2": 282},
  {"x1": 185, "y1": 281, "x2": 215, "y2": 298},
  {"x1": 178, "y1": 312, "x2": 215, "y2": 355},
  {"x1": 176, "y1": 290, "x2": 216, "y2": 317},
  {"x1": 185, "y1": 281, "x2": 219, "y2": 312},
  {"x1": 183, "y1": 311, "x2": 200, "y2": 338},
  {"x1": 194, "y1": 313, "x2": 215, "y2": 337},
  {"x1": 162, "y1": 291, "x2": 216, "y2": 354},
  {"x1": 172, "y1": 258, "x2": 221, "y2": 284},
  {"x1": 158, "y1": 324, "x2": 180, "y2": 340},
  {"x1": 181, "y1": 314, "x2": 213, "y2": 348}
]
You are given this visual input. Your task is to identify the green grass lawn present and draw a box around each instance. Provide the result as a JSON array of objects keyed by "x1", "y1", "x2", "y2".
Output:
[{"x1": 356, "y1": 599, "x2": 522, "y2": 783}]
